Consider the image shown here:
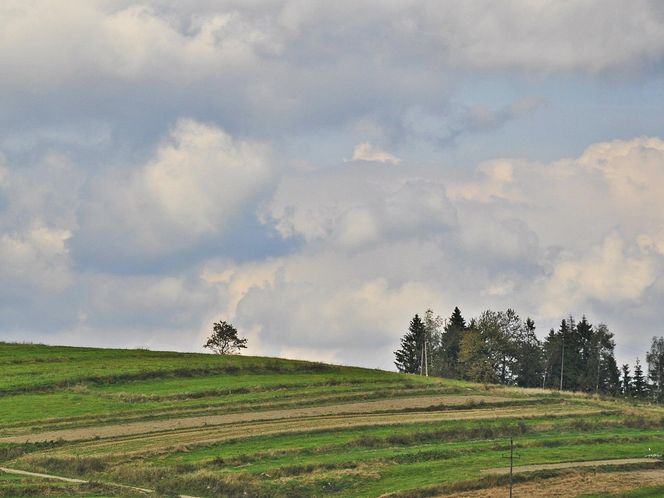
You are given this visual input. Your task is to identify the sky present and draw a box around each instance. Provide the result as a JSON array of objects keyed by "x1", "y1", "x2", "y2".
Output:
[{"x1": 2, "y1": 0, "x2": 664, "y2": 369}]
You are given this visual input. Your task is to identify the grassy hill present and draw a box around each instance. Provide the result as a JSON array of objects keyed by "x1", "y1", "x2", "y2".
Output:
[{"x1": 1, "y1": 343, "x2": 664, "y2": 497}]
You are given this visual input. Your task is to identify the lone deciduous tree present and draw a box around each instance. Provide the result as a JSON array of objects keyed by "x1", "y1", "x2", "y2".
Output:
[{"x1": 204, "y1": 320, "x2": 248, "y2": 355}]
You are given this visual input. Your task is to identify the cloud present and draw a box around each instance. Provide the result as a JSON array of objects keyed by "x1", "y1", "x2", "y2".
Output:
[
  {"x1": 205, "y1": 250, "x2": 447, "y2": 366},
  {"x1": 407, "y1": 1, "x2": 664, "y2": 72},
  {"x1": 3, "y1": 129, "x2": 664, "y2": 367},
  {"x1": 78, "y1": 119, "x2": 274, "y2": 259},
  {"x1": 236, "y1": 135, "x2": 664, "y2": 366},
  {"x1": 0, "y1": 153, "x2": 80, "y2": 294},
  {"x1": 1, "y1": 1, "x2": 661, "y2": 148},
  {"x1": 3, "y1": 1, "x2": 662, "y2": 89},
  {"x1": 0, "y1": 226, "x2": 72, "y2": 291},
  {"x1": 263, "y1": 165, "x2": 457, "y2": 248},
  {"x1": 351, "y1": 143, "x2": 401, "y2": 164},
  {"x1": 2, "y1": 1, "x2": 664, "y2": 368},
  {"x1": 402, "y1": 98, "x2": 542, "y2": 146},
  {"x1": 540, "y1": 233, "x2": 656, "y2": 317}
]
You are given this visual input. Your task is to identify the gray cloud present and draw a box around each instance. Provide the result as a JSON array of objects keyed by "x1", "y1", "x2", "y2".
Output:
[{"x1": 2, "y1": 1, "x2": 662, "y2": 143}]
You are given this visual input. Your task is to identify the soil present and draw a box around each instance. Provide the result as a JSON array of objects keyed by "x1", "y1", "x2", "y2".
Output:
[
  {"x1": 441, "y1": 468, "x2": 664, "y2": 497},
  {"x1": 1, "y1": 395, "x2": 515, "y2": 444},
  {"x1": 482, "y1": 457, "x2": 658, "y2": 474}
]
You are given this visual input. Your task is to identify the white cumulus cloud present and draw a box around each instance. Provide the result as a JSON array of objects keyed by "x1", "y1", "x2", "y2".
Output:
[
  {"x1": 80, "y1": 119, "x2": 274, "y2": 257},
  {"x1": 351, "y1": 143, "x2": 401, "y2": 164}
]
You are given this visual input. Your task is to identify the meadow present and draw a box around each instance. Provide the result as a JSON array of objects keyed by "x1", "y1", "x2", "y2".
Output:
[{"x1": 1, "y1": 343, "x2": 663, "y2": 497}]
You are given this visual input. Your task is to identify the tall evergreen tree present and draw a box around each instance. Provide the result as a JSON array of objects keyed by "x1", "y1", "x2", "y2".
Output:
[
  {"x1": 543, "y1": 319, "x2": 575, "y2": 390},
  {"x1": 633, "y1": 358, "x2": 648, "y2": 399},
  {"x1": 594, "y1": 323, "x2": 620, "y2": 395},
  {"x1": 542, "y1": 328, "x2": 560, "y2": 389},
  {"x1": 562, "y1": 315, "x2": 586, "y2": 391},
  {"x1": 394, "y1": 314, "x2": 426, "y2": 374},
  {"x1": 599, "y1": 352, "x2": 621, "y2": 396},
  {"x1": 647, "y1": 337, "x2": 664, "y2": 403},
  {"x1": 439, "y1": 306, "x2": 467, "y2": 378},
  {"x1": 576, "y1": 316, "x2": 596, "y2": 392},
  {"x1": 621, "y1": 363, "x2": 631, "y2": 397},
  {"x1": 514, "y1": 317, "x2": 544, "y2": 388}
]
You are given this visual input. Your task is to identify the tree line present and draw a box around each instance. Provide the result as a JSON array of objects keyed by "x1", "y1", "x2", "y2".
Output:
[{"x1": 394, "y1": 306, "x2": 664, "y2": 402}]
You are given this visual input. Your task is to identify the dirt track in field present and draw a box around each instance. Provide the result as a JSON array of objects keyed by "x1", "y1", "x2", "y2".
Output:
[
  {"x1": 0, "y1": 395, "x2": 516, "y2": 444},
  {"x1": 0, "y1": 466, "x2": 199, "y2": 498},
  {"x1": 443, "y1": 468, "x2": 664, "y2": 497},
  {"x1": 482, "y1": 457, "x2": 658, "y2": 474},
  {"x1": 22, "y1": 406, "x2": 602, "y2": 458}
]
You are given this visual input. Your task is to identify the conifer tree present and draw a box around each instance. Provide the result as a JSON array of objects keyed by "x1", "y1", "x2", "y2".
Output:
[
  {"x1": 394, "y1": 314, "x2": 426, "y2": 374},
  {"x1": 591, "y1": 323, "x2": 620, "y2": 394},
  {"x1": 440, "y1": 306, "x2": 467, "y2": 378},
  {"x1": 621, "y1": 363, "x2": 631, "y2": 397},
  {"x1": 647, "y1": 337, "x2": 664, "y2": 403},
  {"x1": 515, "y1": 317, "x2": 543, "y2": 388},
  {"x1": 576, "y1": 316, "x2": 595, "y2": 392},
  {"x1": 544, "y1": 319, "x2": 573, "y2": 390},
  {"x1": 633, "y1": 358, "x2": 648, "y2": 399},
  {"x1": 542, "y1": 328, "x2": 560, "y2": 389}
]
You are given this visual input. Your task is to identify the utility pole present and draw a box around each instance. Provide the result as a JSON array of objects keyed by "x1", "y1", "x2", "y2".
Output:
[
  {"x1": 595, "y1": 348, "x2": 601, "y2": 393},
  {"x1": 509, "y1": 437, "x2": 514, "y2": 498},
  {"x1": 560, "y1": 330, "x2": 565, "y2": 391},
  {"x1": 502, "y1": 437, "x2": 518, "y2": 497},
  {"x1": 420, "y1": 336, "x2": 427, "y2": 376}
]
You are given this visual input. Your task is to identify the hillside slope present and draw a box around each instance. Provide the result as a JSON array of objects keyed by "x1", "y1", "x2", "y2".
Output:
[{"x1": 0, "y1": 343, "x2": 663, "y2": 497}]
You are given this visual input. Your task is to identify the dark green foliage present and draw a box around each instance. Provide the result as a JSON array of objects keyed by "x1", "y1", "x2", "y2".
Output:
[
  {"x1": 543, "y1": 319, "x2": 573, "y2": 390},
  {"x1": 621, "y1": 363, "x2": 632, "y2": 397},
  {"x1": 395, "y1": 307, "x2": 631, "y2": 395},
  {"x1": 438, "y1": 307, "x2": 467, "y2": 378},
  {"x1": 633, "y1": 358, "x2": 648, "y2": 399},
  {"x1": 576, "y1": 316, "x2": 596, "y2": 391},
  {"x1": 600, "y1": 352, "x2": 621, "y2": 396},
  {"x1": 459, "y1": 309, "x2": 543, "y2": 387},
  {"x1": 595, "y1": 323, "x2": 620, "y2": 395},
  {"x1": 204, "y1": 320, "x2": 247, "y2": 355},
  {"x1": 647, "y1": 336, "x2": 664, "y2": 403},
  {"x1": 514, "y1": 317, "x2": 544, "y2": 387},
  {"x1": 394, "y1": 314, "x2": 425, "y2": 374},
  {"x1": 541, "y1": 316, "x2": 619, "y2": 395}
]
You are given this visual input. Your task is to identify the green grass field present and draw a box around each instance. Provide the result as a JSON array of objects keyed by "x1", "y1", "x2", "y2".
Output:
[{"x1": 1, "y1": 343, "x2": 663, "y2": 497}]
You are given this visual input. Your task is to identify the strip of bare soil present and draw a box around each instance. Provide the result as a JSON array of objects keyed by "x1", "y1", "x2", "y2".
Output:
[
  {"x1": 482, "y1": 457, "x2": 658, "y2": 475},
  {"x1": 445, "y1": 468, "x2": 664, "y2": 497},
  {"x1": 39, "y1": 407, "x2": 601, "y2": 458},
  {"x1": 1, "y1": 395, "x2": 515, "y2": 444}
]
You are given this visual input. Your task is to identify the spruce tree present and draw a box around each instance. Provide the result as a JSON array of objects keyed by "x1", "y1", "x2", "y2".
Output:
[
  {"x1": 548, "y1": 319, "x2": 573, "y2": 390},
  {"x1": 633, "y1": 358, "x2": 647, "y2": 399},
  {"x1": 394, "y1": 314, "x2": 425, "y2": 374},
  {"x1": 647, "y1": 337, "x2": 664, "y2": 403},
  {"x1": 515, "y1": 317, "x2": 543, "y2": 388},
  {"x1": 599, "y1": 353, "x2": 621, "y2": 396},
  {"x1": 621, "y1": 363, "x2": 631, "y2": 397},
  {"x1": 576, "y1": 316, "x2": 595, "y2": 392},
  {"x1": 594, "y1": 323, "x2": 619, "y2": 395},
  {"x1": 440, "y1": 306, "x2": 467, "y2": 378}
]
